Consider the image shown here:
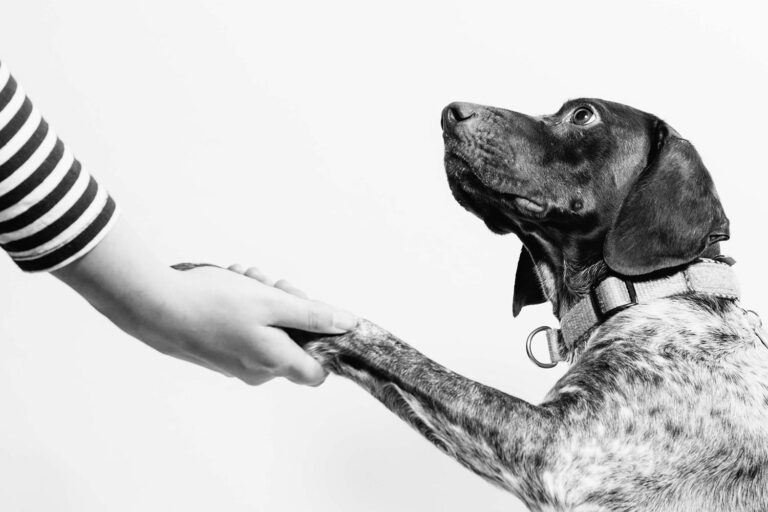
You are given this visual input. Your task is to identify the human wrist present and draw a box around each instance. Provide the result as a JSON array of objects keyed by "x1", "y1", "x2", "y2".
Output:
[
  {"x1": 110, "y1": 266, "x2": 187, "y2": 346},
  {"x1": 52, "y1": 219, "x2": 189, "y2": 349}
]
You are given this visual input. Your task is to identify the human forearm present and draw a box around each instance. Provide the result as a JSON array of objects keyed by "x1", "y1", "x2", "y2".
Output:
[{"x1": 52, "y1": 218, "x2": 184, "y2": 351}]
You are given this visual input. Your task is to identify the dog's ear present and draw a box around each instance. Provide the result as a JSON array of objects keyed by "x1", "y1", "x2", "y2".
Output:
[
  {"x1": 513, "y1": 246, "x2": 547, "y2": 317},
  {"x1": 604, "y1": 121, "x2": 729, "y2": 276}
]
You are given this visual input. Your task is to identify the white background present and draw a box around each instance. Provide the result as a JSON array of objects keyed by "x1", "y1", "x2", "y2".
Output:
[{"x1": 1, "y1": 1, "x2": 766, "y2": 510}]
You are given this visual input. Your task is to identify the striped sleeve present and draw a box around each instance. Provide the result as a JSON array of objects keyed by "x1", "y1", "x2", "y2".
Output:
[{"x1": 0, "y1": 61, "x2": 118, "y2": 272}]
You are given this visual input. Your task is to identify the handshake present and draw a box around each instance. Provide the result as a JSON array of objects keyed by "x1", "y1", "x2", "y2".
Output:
[{"x1": 54, "y1": 220, "x2": 358, "y2": 388}]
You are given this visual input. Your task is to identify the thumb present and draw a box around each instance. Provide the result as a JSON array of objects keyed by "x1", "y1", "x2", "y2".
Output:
[
  {"x1": 268, "y1": 292, "x2": 358, "y2": 334},
  {"x1": 256, "y1": 327, "x2": 328, "y2": 386}
]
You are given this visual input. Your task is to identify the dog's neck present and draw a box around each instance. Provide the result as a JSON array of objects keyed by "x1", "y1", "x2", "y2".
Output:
[
  {"x1": 530, "y1": 240, "x2": 725, "y2": 319},
  {"x1": 534, "y1": 256, "x2": 608, "y2": 318},
  {"x1": 520, "y1": 233, "x2": 608, "y2": 317}
]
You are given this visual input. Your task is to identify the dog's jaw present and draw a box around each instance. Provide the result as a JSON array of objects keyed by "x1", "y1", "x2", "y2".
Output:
[
  {"x1": 444, "y1": 151, "x2": 550, "y2": 232},
  {"x1": 444, "y1": 144, "x2": 603, "y2": 314}
]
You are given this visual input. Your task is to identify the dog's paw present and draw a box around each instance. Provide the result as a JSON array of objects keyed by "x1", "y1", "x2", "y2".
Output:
[
  {"x1": 303, "y1": 331, "x2": 392, "y2": 386},
  {"x1": 303, "y1": 336, "x2": 343, "y2": 370},
  {"x1": 298, "y1": 319, "x2": 392, "y2": 375}
]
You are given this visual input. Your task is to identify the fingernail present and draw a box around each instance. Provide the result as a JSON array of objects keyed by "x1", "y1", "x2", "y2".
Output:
[
  {"x1": 309, "y1": 371, "x2": 329, "y2": 387},
  {"x1": 332, "y1": 310, "x2": 359, "y2": 331}
]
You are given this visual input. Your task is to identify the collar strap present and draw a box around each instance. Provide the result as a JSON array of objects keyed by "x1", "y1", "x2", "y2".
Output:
[{"x1": 529, "y1": 260, "x2": 740, "y2": 367}]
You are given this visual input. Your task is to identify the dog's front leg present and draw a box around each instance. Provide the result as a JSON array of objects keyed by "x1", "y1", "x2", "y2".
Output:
[{"x1": 296, "y1": 320, "x2": 556, "y2": 502}]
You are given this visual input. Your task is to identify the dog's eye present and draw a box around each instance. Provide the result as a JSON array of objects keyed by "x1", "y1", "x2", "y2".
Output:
[{"x1": 571, "y1": 107, "x2": 595, "y2": 126}]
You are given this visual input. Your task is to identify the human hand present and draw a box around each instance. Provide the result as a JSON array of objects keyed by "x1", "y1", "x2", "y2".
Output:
[
  {"x1": 54, "y1": 221, "x2": 357, "y2": 386},
  {"x1": 147, "y1": 264, "x2": 357, "y2": 386}
]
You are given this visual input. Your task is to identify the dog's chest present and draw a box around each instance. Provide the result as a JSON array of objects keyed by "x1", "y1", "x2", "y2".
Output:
[{"x1": 538, "y1": 298, "x2": 768, "y2": 510}]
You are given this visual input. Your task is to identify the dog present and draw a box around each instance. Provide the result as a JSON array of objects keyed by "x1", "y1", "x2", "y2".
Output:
[
  {"x1": 299, "y1": 100, "x2": 768, "y2": 511},
  {"x1": 187, "y1": 99, "x2": 768, "y2": 510}
]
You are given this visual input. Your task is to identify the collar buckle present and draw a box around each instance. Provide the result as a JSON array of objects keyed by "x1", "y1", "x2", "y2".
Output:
[{"x1": 591, "y1": 278, "x2": 638, "y2": 321}]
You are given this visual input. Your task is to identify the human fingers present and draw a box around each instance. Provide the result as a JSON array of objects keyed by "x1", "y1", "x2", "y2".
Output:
[
  {"x1": 267, "y1": 291, "x2": 357, "y2": 334},
  {"x1": 227, "y1": 264, "x2": 275, "y2": 286},
  {"x1": 258, "y1": 327, "x2": 328, "y2": 386},
  {"x1": 274, "y1": 278, "x2": 309, "y2": 299},
  {"x1": 228, "y1": 263, "x2": 246, "y2": 274},
  {"x1": 245, "y1": 267, "x2": 275, "y2": 286}
]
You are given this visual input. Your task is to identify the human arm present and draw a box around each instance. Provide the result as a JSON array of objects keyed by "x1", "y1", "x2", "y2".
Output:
[{"x1": 0, "y1": 59, "x2": 355, "y2": 385}]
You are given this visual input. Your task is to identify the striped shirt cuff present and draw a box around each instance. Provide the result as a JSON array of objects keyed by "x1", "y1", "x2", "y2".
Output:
[{"x1": 0, "y1": 60, "x2": 119, "y2": 272}]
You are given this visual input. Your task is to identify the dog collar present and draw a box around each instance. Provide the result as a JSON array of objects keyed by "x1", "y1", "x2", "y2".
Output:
[{"x1": 525, "y1": 259, "x2": 741, "y2": 368}]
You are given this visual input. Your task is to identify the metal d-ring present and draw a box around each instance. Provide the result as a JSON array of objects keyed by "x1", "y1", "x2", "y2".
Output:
[
  {"x1": 525, "y1": 326, "x2": 558, "y2": 369},
  {"x1": 756, "y1": 329, "x2": 768, "y2": 351},
  {"x1": 747, "y1": 310, "x2": 768, "y2": 350}
]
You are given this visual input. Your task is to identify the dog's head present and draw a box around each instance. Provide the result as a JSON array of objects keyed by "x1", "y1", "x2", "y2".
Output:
[{"x1": 442, "y1": 99, "x2": 729, "y2": 315}]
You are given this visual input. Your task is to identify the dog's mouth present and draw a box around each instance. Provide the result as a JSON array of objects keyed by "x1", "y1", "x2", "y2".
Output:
[{"x1": 444, "y1": 151, "x2": 548, "y2": 231}]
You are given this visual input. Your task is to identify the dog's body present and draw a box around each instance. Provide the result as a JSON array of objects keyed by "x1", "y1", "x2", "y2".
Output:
[
  {"x1": 304, "y1": 296, "x2": 768, "y2": 510},
  {"x1": 286, "y1": 99, "x2": 768, "y2": 510}
]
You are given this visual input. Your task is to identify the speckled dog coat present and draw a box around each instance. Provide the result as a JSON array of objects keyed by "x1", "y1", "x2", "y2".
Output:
[{"x1": 276, "y1": 99, "x2": 768, "y2": 511}]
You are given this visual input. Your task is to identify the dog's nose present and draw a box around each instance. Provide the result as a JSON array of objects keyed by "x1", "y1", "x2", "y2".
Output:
[{"x1": 441, "y1": 102, "x2": 478, "y2": 131}]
